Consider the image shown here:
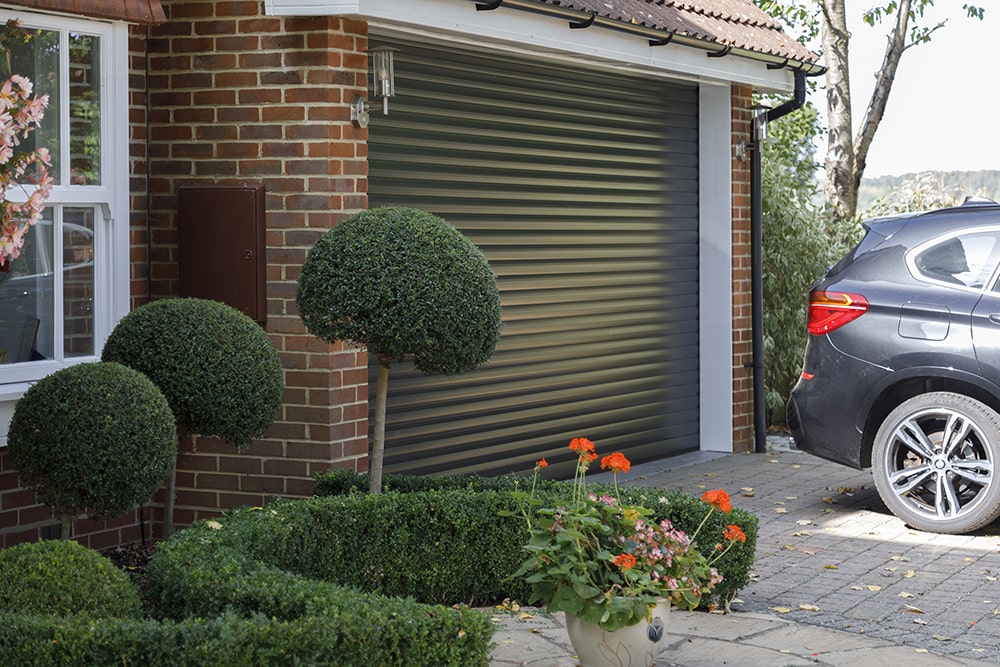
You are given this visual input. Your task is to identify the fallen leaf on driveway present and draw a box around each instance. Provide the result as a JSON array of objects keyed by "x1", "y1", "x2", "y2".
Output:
[
  {"x1": 823, "y1": 564, "x2": 838, "y2": 570},
  {"x1": 796, "y1": 519, "x2": 812, "y2": 525},
  {"x1": 822, "y1": 496, "x2": 835, "y2": 504},
  {"x1": 902, "y1": 604, "x2": 925, "y2": 614},
  {"x1": 932, "y1": 634, "x2": 953, "y2": 641},
  {"x1": 898, "y1": 592, "x2": 915, "y2": 599},
  {"x1": 792, "y1": 531, "x2": 810, "y2": 537},
  {"x1": 799, "y1": 603, "x2": 821, "y2": 612},
  {"x1": 867, "y1": 585, "x2": 882, "y2": 592},
  {"x1": 774, "y1": 508, "x2": 788, "y2": 514},
  {"x1": 902, "y1": 570, "x2": 916, "y2": 578},
  {"x1": 770, "y1": 606, "x2": 792, "y2": 613}
]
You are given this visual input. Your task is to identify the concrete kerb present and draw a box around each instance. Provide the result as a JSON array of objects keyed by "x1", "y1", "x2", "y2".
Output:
[{"x1": 488, "y1": 436, "x2": 1000, "y2": 666}]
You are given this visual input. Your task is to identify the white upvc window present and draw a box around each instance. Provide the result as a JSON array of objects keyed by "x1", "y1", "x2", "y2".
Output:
[{"x1": 0, "y1": 11, "x2": 129, "y2": 404}]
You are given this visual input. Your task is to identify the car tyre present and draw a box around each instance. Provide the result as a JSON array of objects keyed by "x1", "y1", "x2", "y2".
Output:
[{"x1": 873, "y1": 392, "x2": 1000, "y2": 534}]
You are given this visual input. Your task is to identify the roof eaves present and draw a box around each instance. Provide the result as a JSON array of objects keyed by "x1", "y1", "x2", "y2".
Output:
[{"x1": 469, "y1": 0, "x2": 824, "y2": 75}]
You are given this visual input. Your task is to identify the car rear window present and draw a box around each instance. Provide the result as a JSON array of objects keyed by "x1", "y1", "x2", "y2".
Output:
[{"x1": 911, "y1": 231, "x2": 1000, "y2": 289}]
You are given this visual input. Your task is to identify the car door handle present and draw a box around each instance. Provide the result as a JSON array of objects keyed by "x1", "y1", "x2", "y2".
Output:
[{"x1": 989, "y1": 314, "x2": 1000, "y2": 325}]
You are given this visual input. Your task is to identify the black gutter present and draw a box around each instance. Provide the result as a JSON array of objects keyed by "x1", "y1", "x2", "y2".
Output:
[{"x1": 750, "y1": 70, "x2": 807, "y2": 453}]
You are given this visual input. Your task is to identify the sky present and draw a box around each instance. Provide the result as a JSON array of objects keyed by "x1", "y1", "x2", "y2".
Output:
[{"x1": 809, "y1": 3, "x2": 999, "y2": 178}]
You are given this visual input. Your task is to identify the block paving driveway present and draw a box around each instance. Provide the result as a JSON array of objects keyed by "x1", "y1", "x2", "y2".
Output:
[{"x1": 624, "y1": 443, "x2": 1000, "y2": 664}]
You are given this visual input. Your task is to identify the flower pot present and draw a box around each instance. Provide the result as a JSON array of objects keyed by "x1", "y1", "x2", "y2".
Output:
[{"x1": 564, "y1": 599, "x2": 670, "y2": 667}]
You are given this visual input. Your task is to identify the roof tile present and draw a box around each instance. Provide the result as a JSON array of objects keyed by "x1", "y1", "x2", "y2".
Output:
[{"x1": 524, "y1": 0, "x2": 818, "y2": 64}]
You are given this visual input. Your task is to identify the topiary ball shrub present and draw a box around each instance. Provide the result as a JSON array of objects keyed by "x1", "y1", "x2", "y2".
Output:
[
  {"x1": 101, "y1": 298, "x2": 284, "y2": 445},
  {"x1": 296, "y1": 206, "x2": 502, "y2": 375},
  {"x1": 7, "y1": 362, "x2": 177, "y2": 532},
  {"x1": 0, "y1": 540, "x2": 142, "y2": 618}
]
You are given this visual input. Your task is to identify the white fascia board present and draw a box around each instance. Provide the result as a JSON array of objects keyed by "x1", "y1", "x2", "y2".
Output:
[{"x1": 265, "y1": 0, "x2": 795, "y2": 92}]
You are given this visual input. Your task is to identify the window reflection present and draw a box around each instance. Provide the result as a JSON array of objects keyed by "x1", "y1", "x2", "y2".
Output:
[
  {"x1": 9, "y1": 28, "x2": 59, "y2": 185},
  {"x1": 0, "y1": 210, "x2": 53, "y2": 363},
  {"x1": 63, "y1": 208, "x2": 94, "y2": 357},
  {"x1": 69, "y1": 33, "x2": 100, "y2": 185},
  {"x1": 0, "y1": 208, "x2": 96, "y2": 364}
]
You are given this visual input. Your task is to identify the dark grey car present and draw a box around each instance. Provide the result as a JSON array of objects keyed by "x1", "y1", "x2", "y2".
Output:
[{"x1": 787, "y1": 197, "x2": 1000, "y2": 533}]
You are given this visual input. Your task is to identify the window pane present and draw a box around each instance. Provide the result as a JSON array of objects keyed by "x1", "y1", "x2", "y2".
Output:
[
  {"x1": 9, "y1": 29, "x2": 60, "y2": 185},
  {"x1": 63, "y1": 208, "x2": 94, "y2": 357},
  {"x1": 0, "y1": 209, "x2": 53, "y2": 363},
  {"x1": 69, "y1": 33, "x2": 100, "y2": 185}
]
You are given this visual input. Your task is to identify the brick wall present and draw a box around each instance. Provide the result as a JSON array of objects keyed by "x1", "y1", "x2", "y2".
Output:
[
  {"x1": 137, "y1": 0, "x2": 371, "y2": 532},
  {"x1": 731, "y1": 83, "x2": 754, "y2": 453}
]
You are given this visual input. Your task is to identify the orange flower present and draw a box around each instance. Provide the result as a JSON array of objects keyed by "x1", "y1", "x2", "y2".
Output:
[
  {"x1": 701, "y1": 488, "x2": 732, "y2": 513},
  {"x1": 536, "y1": 458, "x2": 549, "y2": 469},
  {"x1": 613, "y1": 553, "x2": 637, "y2": 570},
  {"x1": 723, "y1": 524, "x2": 746, "y2": 543},
  {"x1": 569, "y1": 437, "x2": 598, "y2": 462},
  {"x1": 600, "y1": 452, "x2": 631, "y2": 474}
]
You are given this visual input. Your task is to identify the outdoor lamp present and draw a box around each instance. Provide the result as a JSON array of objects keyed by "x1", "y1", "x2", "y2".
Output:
[{"x1": 351, "y1": 45, "x2": 397, "y2": 129}]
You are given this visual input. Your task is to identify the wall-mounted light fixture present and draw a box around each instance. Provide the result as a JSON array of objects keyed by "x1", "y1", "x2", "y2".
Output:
[{"x1": 351, "y1": 45, "x2": 397, "y2": 129}]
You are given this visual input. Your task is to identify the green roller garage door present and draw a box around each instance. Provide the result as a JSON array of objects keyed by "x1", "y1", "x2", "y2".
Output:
[{"x1": 368, "y1": 35, "x2": 699, "y2": 479}]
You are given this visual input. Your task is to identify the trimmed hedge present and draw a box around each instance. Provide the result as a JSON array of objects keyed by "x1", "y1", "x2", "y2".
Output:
[
  {"x1": 313, "y1": 469, "x2": 759, "y2": 608},
  {"x1": 145, "y1": 494, "x2": 520, "y2": 608},
  {"x1": 144, "y1": 513, "x2": 494, "y2": 666},
  {"x1": 0, "y1": 610, "x2": 485, "y2": 667},
  {"x1": 0, "y1": 541, "x2": 142, "y2": 619},
  {"x1": 0, "y1": 469, "x2": 755, "y2": 665}
]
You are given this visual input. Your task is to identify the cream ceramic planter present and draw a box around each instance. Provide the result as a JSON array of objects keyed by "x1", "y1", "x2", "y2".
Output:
[{"x1": 564, "y1": 599, "x2": 670, "y2": 667}]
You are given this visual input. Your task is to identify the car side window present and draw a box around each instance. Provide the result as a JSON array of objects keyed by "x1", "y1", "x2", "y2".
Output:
[{"x1": 913, "y1": 232, "x2": 1000, "y2": 289}]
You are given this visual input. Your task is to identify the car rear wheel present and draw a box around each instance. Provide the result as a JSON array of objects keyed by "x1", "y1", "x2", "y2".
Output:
[{"x1": 872, "y1": 392, "x2": 1000, "y2": 534}]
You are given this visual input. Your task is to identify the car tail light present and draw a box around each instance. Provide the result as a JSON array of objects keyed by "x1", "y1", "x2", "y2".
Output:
[{"x1": 807, "y1": 291, "x2": 869, "y2": 335}]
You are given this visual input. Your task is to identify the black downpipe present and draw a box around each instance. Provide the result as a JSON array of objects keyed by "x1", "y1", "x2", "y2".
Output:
[{"x1": 751, "y1": 70, "x2": 807, "y2": 453}]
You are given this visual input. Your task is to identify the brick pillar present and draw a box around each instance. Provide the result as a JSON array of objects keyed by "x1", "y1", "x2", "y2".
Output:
[
  {"x1": 136, "y1": 0, "x2": 371, "y2": 532},
  {"x1": 730, "y1": 84, "x2": 754, "y2": 453}
]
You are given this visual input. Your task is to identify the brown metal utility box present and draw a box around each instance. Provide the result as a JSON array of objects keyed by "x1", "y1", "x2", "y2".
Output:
[{"x1": 178, "y1": 184, "x2": 266, "y2": 324}]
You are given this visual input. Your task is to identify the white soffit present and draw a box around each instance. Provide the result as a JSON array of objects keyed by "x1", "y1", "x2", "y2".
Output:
[{"x1": 263, "y1": 0, "x2": 795, "y2": 92}]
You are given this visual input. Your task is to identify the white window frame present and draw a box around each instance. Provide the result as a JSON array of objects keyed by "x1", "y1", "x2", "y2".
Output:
[{"x1": 0, "y1": 10, "x2": 129, "y2": 406}]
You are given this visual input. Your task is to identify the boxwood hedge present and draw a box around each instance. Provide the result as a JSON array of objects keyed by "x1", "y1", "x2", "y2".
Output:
[
  {"x1": 1, "y1": 469, "x2": 757, "y2": 666},
  {"x1": 313, "y1": 469, "x2": 759, "y2": 608}
]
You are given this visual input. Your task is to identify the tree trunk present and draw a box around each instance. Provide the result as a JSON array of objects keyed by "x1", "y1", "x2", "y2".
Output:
[
  {"x1": 821, "y1": 0, "x2": 857, "y2": 226},
  {"x1": 59, "y1": 513, "x2": 72, "y2": 540},
  {"x1": 853, "y1": 0, "x2": 912, "y2": 192},
  {"x1": 163, "y1": 464, "x2": 177, "y2": 537},
  {"x1": 823, "y1": 0, "x2": 922, "y2": 225},
  {"x1": 369, "y1": 361, "x2": 390, "y2": 495}
]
